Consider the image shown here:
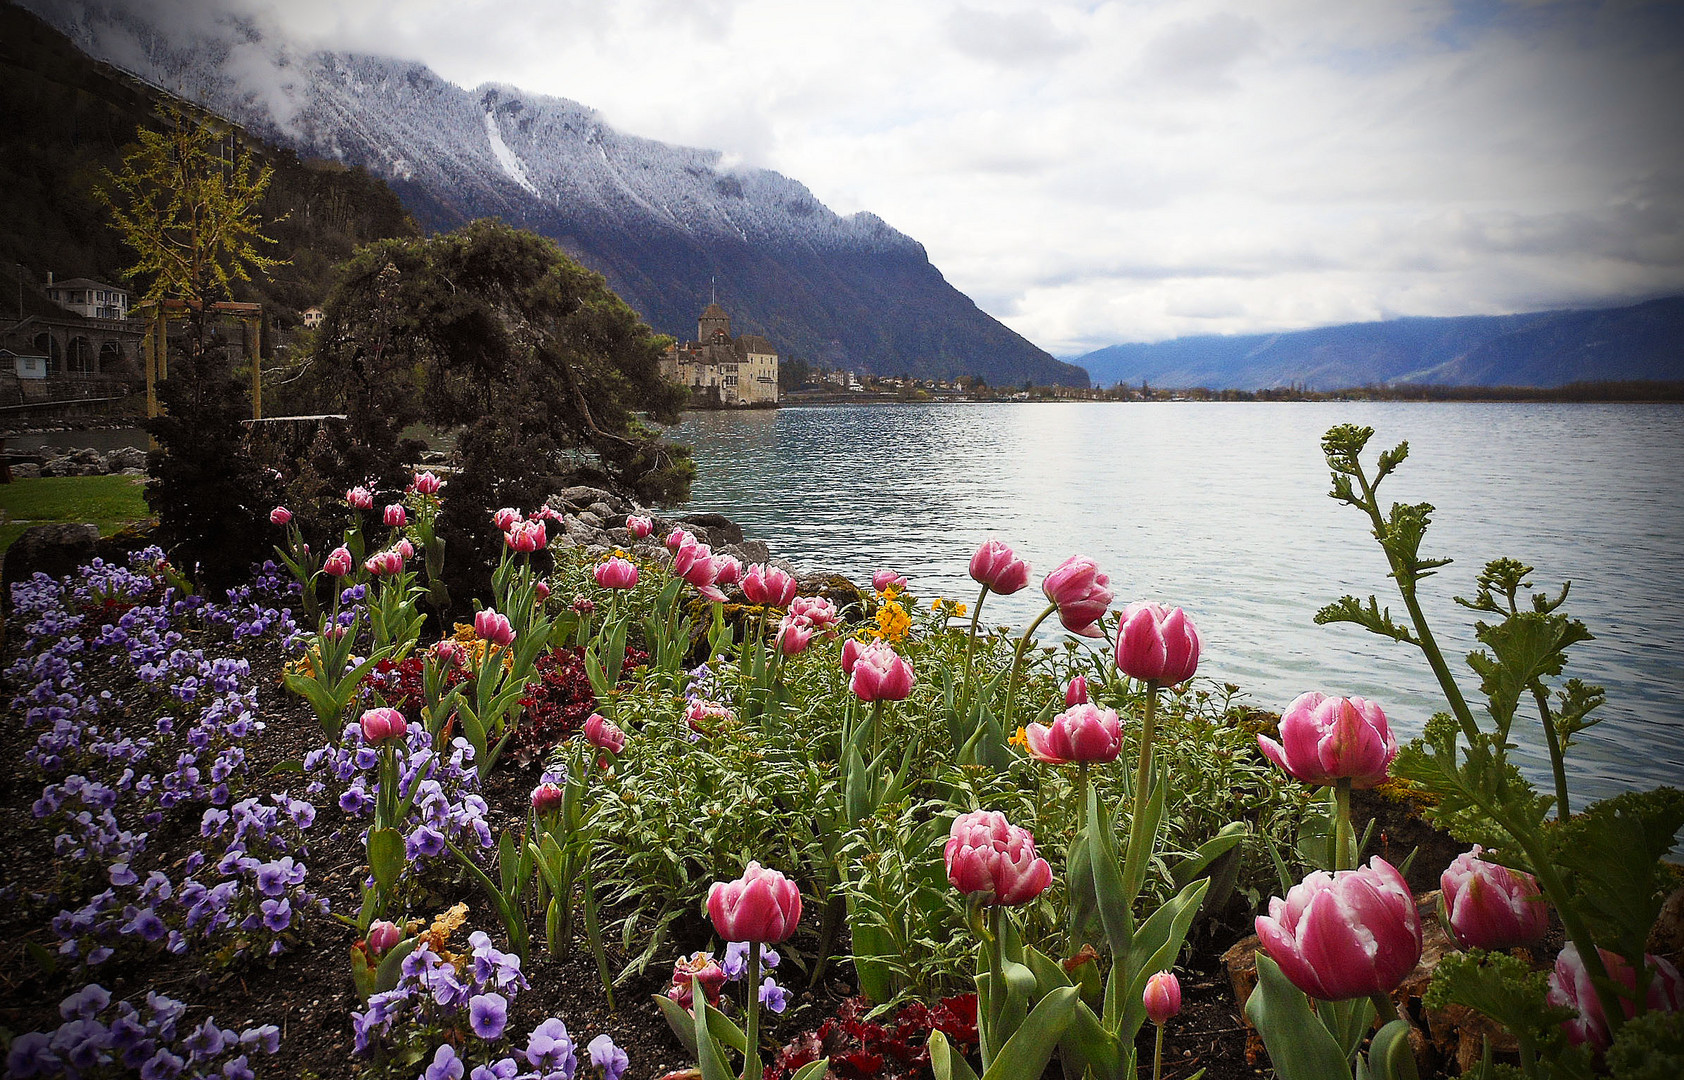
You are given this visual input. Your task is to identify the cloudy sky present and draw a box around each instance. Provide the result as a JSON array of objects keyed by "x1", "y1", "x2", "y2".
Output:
[{"x1": 66, "y1": 0, "x2": 1684, "y2": 355}]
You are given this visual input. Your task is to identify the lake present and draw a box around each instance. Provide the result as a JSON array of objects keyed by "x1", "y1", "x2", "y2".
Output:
[{"x1": 674, "y1": 401, "x2": 1684, "y2": 814}]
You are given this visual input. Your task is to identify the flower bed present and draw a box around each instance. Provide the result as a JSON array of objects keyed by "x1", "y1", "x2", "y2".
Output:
[{"x1": 4, "y1": 427, "x2": 1681, "y2": 1080}]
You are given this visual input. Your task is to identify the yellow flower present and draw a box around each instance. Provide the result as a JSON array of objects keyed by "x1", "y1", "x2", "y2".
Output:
[
  {"x1": 1008, "y1": 726, "x2": 1029, "y2": 748},
  {"x1": 870, "y1": 598, "x2": 911, "y2": 643}
]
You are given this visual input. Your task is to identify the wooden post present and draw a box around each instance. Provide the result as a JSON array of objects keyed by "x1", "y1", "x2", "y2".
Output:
[{"x1": 248, "y1": 315, "x2": 262, "y2": 420}]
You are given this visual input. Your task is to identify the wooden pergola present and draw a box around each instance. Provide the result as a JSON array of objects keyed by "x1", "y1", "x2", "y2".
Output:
[{"x1": 136, "y1": 297, "x2": 264, "y2": 420}]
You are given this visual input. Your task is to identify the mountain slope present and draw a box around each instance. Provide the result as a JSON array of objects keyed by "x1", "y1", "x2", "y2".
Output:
[
  {"x1": 1072, "y1": 297, "x2": 1684, "y2": 391},
  {"x1": 23, "y1": 0, "x2": 1085, "y2": 386}
]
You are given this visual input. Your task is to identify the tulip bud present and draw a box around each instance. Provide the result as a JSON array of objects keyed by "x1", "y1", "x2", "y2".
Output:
[
  {"x1": 411, "y1": 471, "x2": 443, "y2": 495},
  {"x1": 707, "y1": 862, "x2": 803, "y2": 944},
  {"x1": 434, "y1": 639, "x2": 467, "y2": 668},
  {"x1": 1548, "y1": 942, "x2": 1684, "y2": 1050},
  {"x1": 383, "y1": 504, "x2": 408, "y2": 528},
  {"x1": 530, "y1": 782, "x2": 565, "y2": 816},
  {"x1": 969, "y1": 539, "x2": 1031, "y2": 595},
  {"x1": 367, "y1": 920, "x2": 402, "y2": 955},
  {"x1": 1042, "y1": 555, "x2": 1112, "y2": 637},
  {"x1": 850, "y1": 640, "x2": 915, "y2": 702},
  {"x1": 1143, "y1": 971, "x2": 1182, "y2": 1026},
  {"x1": 1259, "y1": 692, "x2": 1398, "y2": 789},
  {"x1": 873, "y1": 569, "x2": 907, "y2": 593},
  {"x1": 474, "y1": 609, "x2": 516, "y2": 647},
  {"x1": 742, "y1": 564, "x2": 798, "y2": 608},
  {"x1": 1024, "y1": 702, "x2": 1123, "y2": 765},
  {"x1": 1440, "y1": 846, "x2": 1548, "y2": 951},
  {"x1": 534, "y1": 581, "x2": 551, "y2": 602},
  {"x1": 625, "y1": 514, "x2": 654, "y2": 539},
  {"x1": 346, "y1": 486, "x2": 374, "y2": 510},
  {"x1": 665, "y1": 528, "x2": 693, "y2": 552},
  {"x1": 594, "y1": 557, "x2": 640, "y2": 590},
  {"x1": 360, "y1": 707, "x2": 408, "y2": 745},
  {"x1": 944, "y1": 810, "x2": 1052, "y2": 906},
  {"x1": 324, "y1": 547, "x2": 353, "y2": 577},
  {"x1": 1255, "y1": 857, "x2": 1422, "y2": 1001},
  {"x1": 270, "y1": 506, "x2": 293, "y2": 526},
  {"x1": 1114, "y1": 602, "x2": 1201, "y2": 685},
  {"x1": 492, "y1": 507, "x2": 522, "y2": 532},
  {"x1": 1064, "y1": 676, "x2": 1089, "y2": 707},
  {"x1": 584, "y1": 713, "x2": 627, "y2": 754}
]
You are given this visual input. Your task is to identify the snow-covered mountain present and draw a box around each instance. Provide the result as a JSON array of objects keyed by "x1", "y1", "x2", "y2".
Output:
[{"x1": 24, "y1": 0, "x2": 1087, "y2": 386}]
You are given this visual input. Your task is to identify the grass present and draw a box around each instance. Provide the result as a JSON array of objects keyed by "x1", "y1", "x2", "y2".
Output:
[{"x1": 0, "y1": 475, "x2": 152, "y2": 555}]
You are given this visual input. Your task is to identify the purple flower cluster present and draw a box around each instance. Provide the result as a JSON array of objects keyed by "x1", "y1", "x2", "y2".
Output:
[
  {"x1": 5, "y1": 983, "x2": 280, "y2": 1079},
  {"x1": 720, "y1": 942, "x2": 791, "y2": 1014},
  {"x1": 9, "y1": 549, "x2": 320, "y2": 969},
  {"x1": 51, "y1": 792, "x2": 329, "y2": 968},
  {"x1": 305, "y1": 724, "x2": 492, "y2": 882}
]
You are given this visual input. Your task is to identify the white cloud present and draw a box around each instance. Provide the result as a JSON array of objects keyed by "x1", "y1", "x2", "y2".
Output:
[{"x1": 33, "y1": 0, "x2": 1684, "y2": 355}]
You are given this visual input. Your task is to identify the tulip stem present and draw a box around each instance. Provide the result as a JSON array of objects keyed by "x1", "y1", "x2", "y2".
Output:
[
  {"x1": 1151, "y1": 1023, "x2": 1165, "y2": 1080},
  {"x1": 1126, "y1": 681, "x2": 1161, "y2": 868},
  {"x1": 958, "y1": 584, "x2": 991, "y2": 727},
  {"x1": 985, "y1": 904, "x2": 1004, "y2": 1070},
  {"x1": 1004, "y1": 603, "x2": 1058, "y2": 727},
  {"x1": 1529, "y1": 682, "x2": 1571, "y2": 819},
  {"x1": 744, "y1": 942, "x2": 762, "y2": 1080},
  {"x1": 870, "y1": 700, "x2": 884, "y2": 767},
  {"x1": 1333, "y1": 778, "x2": 1356, "y2": 872}
]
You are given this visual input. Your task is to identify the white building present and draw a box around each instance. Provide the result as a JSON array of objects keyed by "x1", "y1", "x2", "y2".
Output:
[{"x1": 44, "y1": 277, "x2": 130, "y2": 320}]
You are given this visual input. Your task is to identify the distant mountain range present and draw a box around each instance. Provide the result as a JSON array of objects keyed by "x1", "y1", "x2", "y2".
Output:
[
  {"x1": 1071, "y1": 296, "x2": 1684, "y2": 391},
  {"x1": 22, "y1": 0, "x2": 1086, "y2": 387}
]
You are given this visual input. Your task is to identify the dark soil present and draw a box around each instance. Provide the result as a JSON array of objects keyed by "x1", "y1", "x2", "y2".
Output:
[{"x1": 0, "y1": 604, "x2": 1458, "y2": 1080}]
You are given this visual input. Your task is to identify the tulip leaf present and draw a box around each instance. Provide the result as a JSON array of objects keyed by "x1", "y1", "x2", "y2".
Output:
[
  {"x1": 1057, "y1": 997, "x2": 1124, "y2": 1080},
  {"x1": 372, "y1": 937, "x2": 418, "y2": 998},
  {"x1": 1022, "y1": 945, "x2": 1072, "y2": 995},
  {"x1": 980, "y1": 985, "x2": 1077, "y2": 1080},
  {"x1": 1368, "y1": 1018, "x2": 1419, "y2": 1080},
  {"x1": 692, "y1": 990, "x2": 738, "y2": 1080},
  {"x1": 927, "y1": 1031, "x2": 981, "y2": 1080},
  {"x1": 1122, "y1": 878, "x2": 1209, "y2": 1039},
  {"x1": 788, "y1": 1062, "x2": 832, "y2": 1080},
  {"x1": 367, "y1": 827, "x2": 405, "y2": 892},
  {"x1": 1119, "y1": 772, "x2": 1167, "y2": 908},
  {"x1": 1170, "y1": 821, "x2": 1248, "y2": 889},
  {"x1": 1087, "y1": 786, "x2": 1134, "y2": 960},
  {"x1": 1245, "y1": 954, "x2": 1351, "y2": 1080}
]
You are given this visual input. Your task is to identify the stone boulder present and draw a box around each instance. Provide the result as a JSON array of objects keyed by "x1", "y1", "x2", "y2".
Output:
[
  {"x1": 104, "y1": 447, "x2": 148, "y2": 472},
  {"x1": 677, "y1": 512, "x2": 744, "y2": 549},
  {"x1": 1, "y1": 523, "x2": 100, "y2": 610},
  {"x1": 9, "y1": 462, "x2": 41, "y2": 479}
]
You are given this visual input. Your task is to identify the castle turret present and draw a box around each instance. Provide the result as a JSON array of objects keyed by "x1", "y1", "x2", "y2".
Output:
[{"x1": 698, "y1": 301, "x2": 731, "y2": 343}]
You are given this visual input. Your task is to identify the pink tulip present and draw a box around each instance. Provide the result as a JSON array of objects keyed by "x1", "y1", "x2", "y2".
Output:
[
  {"x1": 1143, "y1": 971, "x2": 1182, "y2": 1026},
  {"x1": 346, "y1": 486, "x2": 374, "y2": 510},
  {"x1": 625, "y1": 514, "x2": 654, "y2": 539},
  {"x1": 324, "y1": 546, "x2": 353, "y2": 577},
  {"x1": 584, "y1": 713, "x2": 627, "y2": 754},
  {"x1": 1064, "y1": 676, "x2": 1089, "y2": 707},
  {"x1": 1549, "y1": 943, "x2": 1684, "y2": 1050},
  {"x1": 742, "y1": 564, "x2": 798, "y2": 608},
  {"x1": 270, "y1": 506, "x2": 292, "y2": 526},
  {"x1": 667, "y1": 952, "x2": 728, "y2": 1009},
  {"x1": 969, "y1": 539, "x2": 1032, "y2": 595},
  {"x1": 665, "y1": 527, "x2": 694, "y2": 552},
  {"x1": 1042, "y1": 556, "x2": 1112, "y2": 637},
  {"x1": 776, "y1": 613, "x2": 816, "y2": 655},
  {"x1": 1259, "y1": 692, "x2": 1398, "y2": 790},
  {"x1": 849, "y1": 640, "x2": 916, "y2": 702},
  {"x1": 712, "y1": 554, "x2": 744, "y2": 587},
  {"x1": 1024, "y1": 702, "x2": 1123, "y2": 765},
  {"x1": 360, "y1": 707, "x2": 408, "y2": 745},
  {"x1": 411, "y1": 471, "x2": 443, "y2": 495},
  {"x1": 1255, "y1": 857, "x2": 1423, "y2": 1001},
  {"x1": 1440, "y1": 846, "x2": 1549, "y2": 951},
  {"x1": 684, "y1": 699, "x2": 734, "y2": 733},
  {"x1": 383, "y1": 503, "x2": 408, "y2": 528},
  {"x1": 594, "y1": 557, "x2": 640, "y2": 590},
  {"x1": 492, "y1": 507, "x2": 522, "y2": 532},
  {"x1": 841, "y1": 637, "x2": 866, "y2": 677},
  {"x1": 474, "y1": 609, "x2": 515, "y2": 647},
  {"x1": 873, "y1": 569, "x2": 907, "y2": 593},
  {"x1": 673, "y1": 537, "x2": 727, "y2": 602},
  {"x1": 534, "y1": 581, "x2": 551, "y2": 602},
  {"x1": 506, "y1": 520, "x2": 547, "y2": 553},
  {"x1": 530, "y1": 782, "x2": 565, "y2": 816},
  {"x1": 367, "y1": 920, "x2": 402, "y2": 955},
  {"x1": 789, "y1": 595, "x2": 839, "y2": 630},
  {"x1": 943, "y1": 810, "x2": 1052, "y2": 906},
  {"x1": 1115, "y1": 602, "x2": 1202, "y2": 685},
  {"x1": 394, "y1": 537, "x2": 415, "y2": 561},
  {"x1": 707, "y1": 862, "x2": 803, "y2": 944},
  {"x1": 435, "y1": 640, "x2": 467, "y2": 668},
  {"x1": 364, "y1": 548, "x2": 405, "y2": 576}
]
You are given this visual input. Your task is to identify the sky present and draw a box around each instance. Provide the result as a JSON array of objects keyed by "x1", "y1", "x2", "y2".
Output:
[{"x1": 62, "y1": 0, "x2": 1684, "y2": 355}]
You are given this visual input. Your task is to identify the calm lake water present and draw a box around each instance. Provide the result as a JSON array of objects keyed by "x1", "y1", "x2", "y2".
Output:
[{"x1": 674, "y1": 401, "x2": 1684, "y2": 814}]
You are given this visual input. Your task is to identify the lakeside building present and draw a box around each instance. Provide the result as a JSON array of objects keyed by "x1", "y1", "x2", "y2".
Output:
[{"x1": 660, "y1": 301, "x2": 779, "y2": 406}]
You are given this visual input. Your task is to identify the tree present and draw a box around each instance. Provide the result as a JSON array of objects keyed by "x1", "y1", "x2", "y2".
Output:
[
  {"x1": 304, "y1": 220, "x2": 694, "y2": 600},
  {"x1": 95, "y1": 107, "x2": 286, "y2": 585}
]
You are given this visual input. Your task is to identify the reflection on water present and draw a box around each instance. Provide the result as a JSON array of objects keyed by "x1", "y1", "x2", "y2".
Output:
[{"x1": 675, "y1": 401, "x2": 1684, "y2": 811}]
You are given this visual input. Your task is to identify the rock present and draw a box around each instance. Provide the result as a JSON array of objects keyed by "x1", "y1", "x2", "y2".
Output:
[
  {"x1": 1648, "y1": 884, "x2": 1684, "y2": 970},
  {"x1": 9, "y1": 463, "x2": 40, "y2": 479},
  {"x1": 104, "y1": 447, "x2": 148, "y2": 472},
  {"x1": 554, "y1": 485, "x2": 614, "y2": 509},
  {"x1": 796, "y1": 572, "x2": 865, "y2": 615},
  {"x1": 575, "y1": 511, "x2": 603, "y2": 529},
  {"x1": 586, "y1": 501, "x2": 615, "y2": 519},
  {"x1": 1, "y1": 523, "x2": 100, "y2": 610},
  {"x1": 678, "y1": 512, "x2": 744, "y2": 548},
  {"x1": 722, "y1": 541, "x2": 770, "y2": 565},
  {"x1": 118, "y1": 467, "x2": 146, "y2": 476}
]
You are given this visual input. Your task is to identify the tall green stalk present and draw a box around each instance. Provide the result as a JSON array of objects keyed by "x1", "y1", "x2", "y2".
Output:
[{"x1": 1003, "y1": 602, "x2": 1058, "y2": 726}]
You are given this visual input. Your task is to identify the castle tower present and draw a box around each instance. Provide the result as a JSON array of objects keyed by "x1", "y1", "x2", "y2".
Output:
[{"x1": 698, "y1": 301, "x2": 731, "y2": 343}]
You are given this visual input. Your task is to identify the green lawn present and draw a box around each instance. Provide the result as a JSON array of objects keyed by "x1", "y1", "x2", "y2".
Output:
[{"x1": 0, "y1": 474, "x2": 152, "y2": 555}]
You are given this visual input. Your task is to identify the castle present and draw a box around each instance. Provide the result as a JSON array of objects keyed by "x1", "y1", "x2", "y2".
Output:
[{"x1": 659, "y1": 301, "x2": 779, "y2": 406}]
